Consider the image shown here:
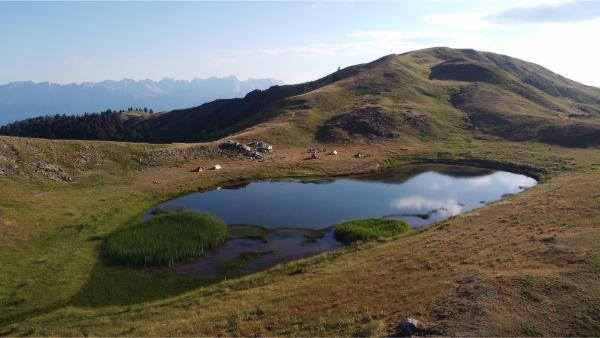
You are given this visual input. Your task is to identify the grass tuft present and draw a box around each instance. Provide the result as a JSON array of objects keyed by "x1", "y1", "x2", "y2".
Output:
[
  {"x1": 334, "y1": 218, "x2": 410, "y2": 244},
  {"x1": 104, "y1": 211, "x2": 227, "y2": 267}
]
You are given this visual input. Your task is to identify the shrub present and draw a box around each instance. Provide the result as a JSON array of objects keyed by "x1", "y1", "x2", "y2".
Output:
[
  {"x1": 104, "y1": 211, "x2": 227, "y2": 266},
  {"x1": 334, "y1": 218, "x2": 410, "y2": 244}
]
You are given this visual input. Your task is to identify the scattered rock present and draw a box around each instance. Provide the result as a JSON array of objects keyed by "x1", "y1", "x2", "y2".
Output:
[
  {"x1": 36, "y1": 161, "x2": 71, "y2": 182},
  {"x1": 220, "y1": 140, "x2": 272, "y2": 161},
  {"x1": 397, "y1": 318, "x2": 420, "y2": 336},
  {"x1": 354, "y1": 152, "x2": 368, "y2": 158},
  {"x1": 308, "y1": 147, "x2": 327, "y2": 158},
  {"x1": 153, "y1": 180, "x2": 161, "y2": 184},
  {"x1": 250, "y1": 140, "x2": 273, "y2": 153},
  {"x1": 72, "y1": 145, "x2": 103, "y2": 170},
  {"x1": 211, "y1": 164, "x2": 222, "y2": 170}
]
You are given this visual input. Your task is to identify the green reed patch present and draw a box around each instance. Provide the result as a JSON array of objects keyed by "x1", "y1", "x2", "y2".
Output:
[
  {"x1": 104, "y1": 211, "x2": 227, "y2": 267},
  {"x1": 334, "y1": 218, "x2": 410, "y2": 244}
]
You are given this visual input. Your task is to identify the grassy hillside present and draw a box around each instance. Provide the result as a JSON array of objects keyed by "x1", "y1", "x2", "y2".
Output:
[
  {"x1": 231, "y1": 47, "x2": 600, "y2": 150},
  {"x1": 3, "y1": 47, "x2": 600, "y2": 147},
  {"x1": 0, "y1": 47, "x2": 599, "y2": 336},
  {"x1": 1, "y1": 131, "x2": 599, "y2": 336}
]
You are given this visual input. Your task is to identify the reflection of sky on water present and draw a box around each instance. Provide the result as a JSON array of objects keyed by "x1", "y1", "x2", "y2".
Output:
[
  {"x1": 391, "y1": 196, "x2": 463, "y2": 217},
  {"x1": 150, "y1": 166, "x2": 537, "y2": 229},
  {"x1": 388, "y1": 171, "x2": 537, "y2": 220},
  {"x1": 151, "y1": 166, "x2": 537, "y2": 278}
]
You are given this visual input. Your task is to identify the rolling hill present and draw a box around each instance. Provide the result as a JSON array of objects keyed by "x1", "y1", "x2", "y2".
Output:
[{"x1": 1, "y1": 47, "x2": 599, "y2": 147}]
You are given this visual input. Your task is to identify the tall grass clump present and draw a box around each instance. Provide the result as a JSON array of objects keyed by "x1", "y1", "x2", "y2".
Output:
[
  {"x1": 334, "y1": 218, "x2": 410, "y2": 244},
  {"x1": 104, "y1": 211, "x2": 227, "y2": 267}
]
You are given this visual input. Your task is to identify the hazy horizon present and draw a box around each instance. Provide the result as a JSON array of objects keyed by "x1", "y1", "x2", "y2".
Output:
[
  {"x1": 0, "y1": 75, "x2": 283, "y2": 124},
  {"x1": 0, "y1": 74, "x2": 285, "y2": 87},
  {"x1": 2, "y1": 1, "x2": 600, "y2": 87}
]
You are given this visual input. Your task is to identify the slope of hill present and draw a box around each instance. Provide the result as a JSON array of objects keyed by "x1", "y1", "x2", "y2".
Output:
[
  {"x1": 0, "y1": 133, "x2": 599, "y2": 336},
  {"x1": 0, "y1": 76, "x2": 283, "y2": 125},
  {"x1": 1, "y1": 48, "x2": 599, "y2": 336},
  {"x1": 2, "y1": 47, "x2": 599, "y2": 148}
]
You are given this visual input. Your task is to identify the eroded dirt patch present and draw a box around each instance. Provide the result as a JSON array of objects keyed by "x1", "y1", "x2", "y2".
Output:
[
  {"x1": 317, "y1": 108, "x2": 399, "y2": 142},
  {"x1": 430, "y1": 59, "x2": 503, "y2": 84}
]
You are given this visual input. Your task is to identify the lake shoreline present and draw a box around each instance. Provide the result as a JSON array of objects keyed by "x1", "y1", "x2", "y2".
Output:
[{"x1": 143, "y1": 163, "x2": 536, "y2": 279}]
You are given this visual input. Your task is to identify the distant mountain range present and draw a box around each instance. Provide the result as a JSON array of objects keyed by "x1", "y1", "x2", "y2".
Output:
[
  {"x1": 0, "y1": 76, "x2": 283, "y2": 125},
  {"x1": 2, "y1": 47, "x2": 600, "y2": 147}
]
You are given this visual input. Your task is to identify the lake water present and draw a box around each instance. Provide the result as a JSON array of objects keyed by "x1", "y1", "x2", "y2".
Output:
[{"x1": 147, "y1": 164, "x2": 537, "y2": 278}]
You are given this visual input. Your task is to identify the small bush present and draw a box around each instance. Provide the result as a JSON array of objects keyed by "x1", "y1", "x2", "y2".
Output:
[
  {"x1": 334, "y1": 218, "x2": 410, "y2": 244},
  {"x1": 104, "y1": 211, "x2": 227, "y2": 266}
]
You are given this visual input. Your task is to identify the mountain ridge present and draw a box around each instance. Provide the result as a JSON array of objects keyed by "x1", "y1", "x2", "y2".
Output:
[{"x1": 2, "y1": 47, "x2": 599, "y2": 147}]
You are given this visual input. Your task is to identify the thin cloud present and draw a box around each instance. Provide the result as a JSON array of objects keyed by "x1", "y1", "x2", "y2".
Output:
[
  {"x1": 249, "y1": 29, "x2": 459, "y2": 57},
  {"x1": 484, "y1": 0, "x2": 600, "y2": 24},
  {"x1": 423, "y1": 12, "x2": 492, "y2": 29}
]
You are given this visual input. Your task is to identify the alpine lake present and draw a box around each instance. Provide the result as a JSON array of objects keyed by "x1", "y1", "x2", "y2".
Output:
[{"x1": 145, "y1": 164, "x2": 537, "y2": 278}]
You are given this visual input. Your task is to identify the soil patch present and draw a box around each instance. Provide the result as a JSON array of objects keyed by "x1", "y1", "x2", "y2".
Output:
[{"x1": 317, "y1": 108, "x2": 399, "y2": 142}]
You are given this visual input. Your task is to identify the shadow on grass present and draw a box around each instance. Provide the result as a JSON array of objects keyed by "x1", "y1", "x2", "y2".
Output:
[
  {"x1": 70, "y1": 223, "x2": 278, "y2": 308},
  {"x1": 69, "y1": 261, "x2": 219, "y2": 307}
]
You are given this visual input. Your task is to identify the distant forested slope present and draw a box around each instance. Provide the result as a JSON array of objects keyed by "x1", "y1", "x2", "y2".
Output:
[
  {"x1": 0, "y1": 76, "x2": 283, "y2": 125},
  {"x1": 0, "y1": 110, "x2": 153, "y2": 141}
]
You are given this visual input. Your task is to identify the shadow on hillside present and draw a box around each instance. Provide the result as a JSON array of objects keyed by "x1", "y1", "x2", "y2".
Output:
[{"x1": 70, "y1": 261, "x2": 219, "y2": 307}]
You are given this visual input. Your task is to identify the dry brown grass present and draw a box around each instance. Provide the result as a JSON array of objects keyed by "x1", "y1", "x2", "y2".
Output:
[
  {"x1": 8, "y1": 170, "x2": 599, "y2": 336},
  {"x1": 1, "y1": 133, "x2": 599, "y2": 336}
]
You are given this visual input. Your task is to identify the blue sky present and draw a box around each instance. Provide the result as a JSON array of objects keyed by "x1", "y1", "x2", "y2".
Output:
[{"x1": 1, "y1": 1, "x2": 599, "y2": 86}]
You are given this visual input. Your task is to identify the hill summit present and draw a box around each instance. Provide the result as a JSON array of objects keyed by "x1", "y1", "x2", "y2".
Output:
[{"x1": 2, "y1": 47, "x2": 599, "y2": 147}]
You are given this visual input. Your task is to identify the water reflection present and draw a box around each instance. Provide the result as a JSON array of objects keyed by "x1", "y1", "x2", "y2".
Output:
[
  {"x1": 390, "y1": 196, "x2": 463, "y2": 218},
  {"x1": 147, "y1": 164, "x2": 536, "y2": 278}
]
